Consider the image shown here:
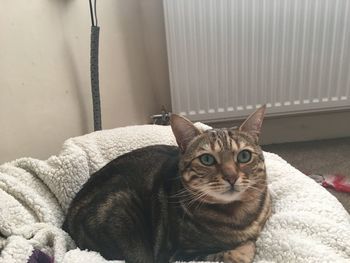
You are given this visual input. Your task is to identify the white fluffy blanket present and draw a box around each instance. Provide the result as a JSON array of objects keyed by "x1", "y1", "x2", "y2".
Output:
[{"x1": 0, "y1": 124, "x2": 349, "y2": 263}]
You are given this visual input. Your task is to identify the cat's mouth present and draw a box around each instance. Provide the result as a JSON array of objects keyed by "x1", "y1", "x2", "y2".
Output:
[
  {"x1": 207, "y1": 190, "x2": 243, "y2": 204},
  {"x1": 221, "y1": 185, "x2": 243, "y2": 198},
  {"x1": 190, "y1": 185, "x2": 244, "y2": 204},
  {"x1": 181, "y1": 180, "x2": 247, "y2": 204},
  {"x1": 224, "y1": 187, "x2": 239, "y2": 194},
  {"x1": 214, "y1": 181, "x2": 250, "y2": 202}
]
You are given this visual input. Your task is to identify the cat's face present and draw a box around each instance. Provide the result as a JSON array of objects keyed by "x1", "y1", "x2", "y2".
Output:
[
  {"x1": 171, "y1": 106, "x2": 266, "y2": 205},
  {"x1": 179, "y1": 128, "x2": 265, "y2": 204}
]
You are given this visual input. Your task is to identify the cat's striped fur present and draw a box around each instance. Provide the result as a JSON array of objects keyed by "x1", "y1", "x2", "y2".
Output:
[{"x1": 63, "y1": 105, "x2": 271, "y2": 263}]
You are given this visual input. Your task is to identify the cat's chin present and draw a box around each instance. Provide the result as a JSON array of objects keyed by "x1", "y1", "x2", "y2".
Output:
[{"x1": 199, "y1": 190, "x2": 244, "y2": 204}]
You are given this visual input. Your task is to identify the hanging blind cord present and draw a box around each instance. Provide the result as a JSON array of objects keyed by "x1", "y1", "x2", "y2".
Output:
[{"x1": 89, "y1": 0, "x2": 102, "y2": 131}]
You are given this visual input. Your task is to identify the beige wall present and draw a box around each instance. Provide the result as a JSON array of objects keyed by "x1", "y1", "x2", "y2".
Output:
[{"x1": 0, "y1": 0, "x2": 171, "y2": 163}]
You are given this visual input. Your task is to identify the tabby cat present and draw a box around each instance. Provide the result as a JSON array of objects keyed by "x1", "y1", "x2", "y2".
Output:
[{"x1": 63, "y1": 105, "x2": 271, "y2": 263}]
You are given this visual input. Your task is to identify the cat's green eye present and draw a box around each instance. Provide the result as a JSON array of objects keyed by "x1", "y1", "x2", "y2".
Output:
[
  {"x1": 199, "y1": 154, "x2": 216, "y2": 166},
  {"x1": 237, "y1": 150, "x2": 252, "y2": 164}
]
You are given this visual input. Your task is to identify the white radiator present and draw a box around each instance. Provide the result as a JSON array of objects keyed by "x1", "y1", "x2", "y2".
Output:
[{"x1": 164, "y1": 0, "x2": 350, "y2": 121}]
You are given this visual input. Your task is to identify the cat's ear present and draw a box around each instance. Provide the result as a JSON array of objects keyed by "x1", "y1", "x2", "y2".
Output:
[
  {"x1": 239, "y1": 105, "x2": 266, "y2": 140},
  {"x1": 170, "y1": 114, "x2": 201, "y2": 152}
]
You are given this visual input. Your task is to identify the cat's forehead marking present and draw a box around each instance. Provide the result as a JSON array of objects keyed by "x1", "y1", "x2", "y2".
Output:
[
  {"x1": 207, "y1": 129, "x2": 224, "y2": 152},
  {"x1": 210, "y1": 128, "x2": 249, "y2": 151},
  {"x1": 199, "y1": 129, "x2": 233, "y2": 152},
  {"x1": 226, "y1": 131, "x2": 233, "y2": 149},
  {"x1": 194, "y1": 128, "x2": 259, "y2": 157},
  {"x1": 228, "y1": 134, "x2": 239, "y2": 152}
]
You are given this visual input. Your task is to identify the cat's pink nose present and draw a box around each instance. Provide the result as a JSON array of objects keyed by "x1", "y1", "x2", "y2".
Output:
[{"x1": 226, "y1": 176, "x2": 238, "y2": 186}]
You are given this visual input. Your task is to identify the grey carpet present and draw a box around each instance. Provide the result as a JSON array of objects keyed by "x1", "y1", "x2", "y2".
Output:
[{"x1": 263, "y1": 137, "x2": 350, "y2": 214}]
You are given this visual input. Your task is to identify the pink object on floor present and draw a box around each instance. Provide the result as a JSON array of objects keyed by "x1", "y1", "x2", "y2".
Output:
[{"x1": 322, "y1": 174, "x2": 350, "y2": 193}]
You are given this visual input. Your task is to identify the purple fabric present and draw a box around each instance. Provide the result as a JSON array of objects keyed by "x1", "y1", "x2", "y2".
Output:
[{"x1": 27, "y1": 249, "x2": 54, "y2": 263}]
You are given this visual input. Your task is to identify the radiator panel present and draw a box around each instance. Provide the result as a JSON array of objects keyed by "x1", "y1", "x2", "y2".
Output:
[{"x1": 164, "y1": 0, "x2": 350, "y2": 121}]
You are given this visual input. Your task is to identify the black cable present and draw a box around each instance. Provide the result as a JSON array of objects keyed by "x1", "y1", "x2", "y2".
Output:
[
  {"x1": 89, "y1": 0, "x2": 102, "y2": 131},
  {"x1": 90, "y1": 27, "x2": 101, "y2": 131}
]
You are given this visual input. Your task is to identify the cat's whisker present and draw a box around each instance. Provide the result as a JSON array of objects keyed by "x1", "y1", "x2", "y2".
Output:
[
  {"x1": 193, "y1": 197, "x2": 206, "y2": 213},
  {"x1": 185, "y1": 189, "x2": 210, "y2": 209},
  {"x1": 170, "y1": 186, "x2": 209, "y2": 206},
  {"x1": 170, "y1": 189, "x2": 193, "y2": 198},
  {"x1": 245, "y1": 186, "x2": 266, "y2": 194},
  {"x1": 248, "y1": 182, "x2": 268, "y2": 189},
  {"x1": 171, "y1": 183, "x2": 216, "y2": 206}
]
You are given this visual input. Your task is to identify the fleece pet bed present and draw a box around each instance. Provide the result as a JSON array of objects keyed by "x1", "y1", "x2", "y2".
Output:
[{"x1": 0, "y1": 123, "x2": 349, "y2": 263}]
